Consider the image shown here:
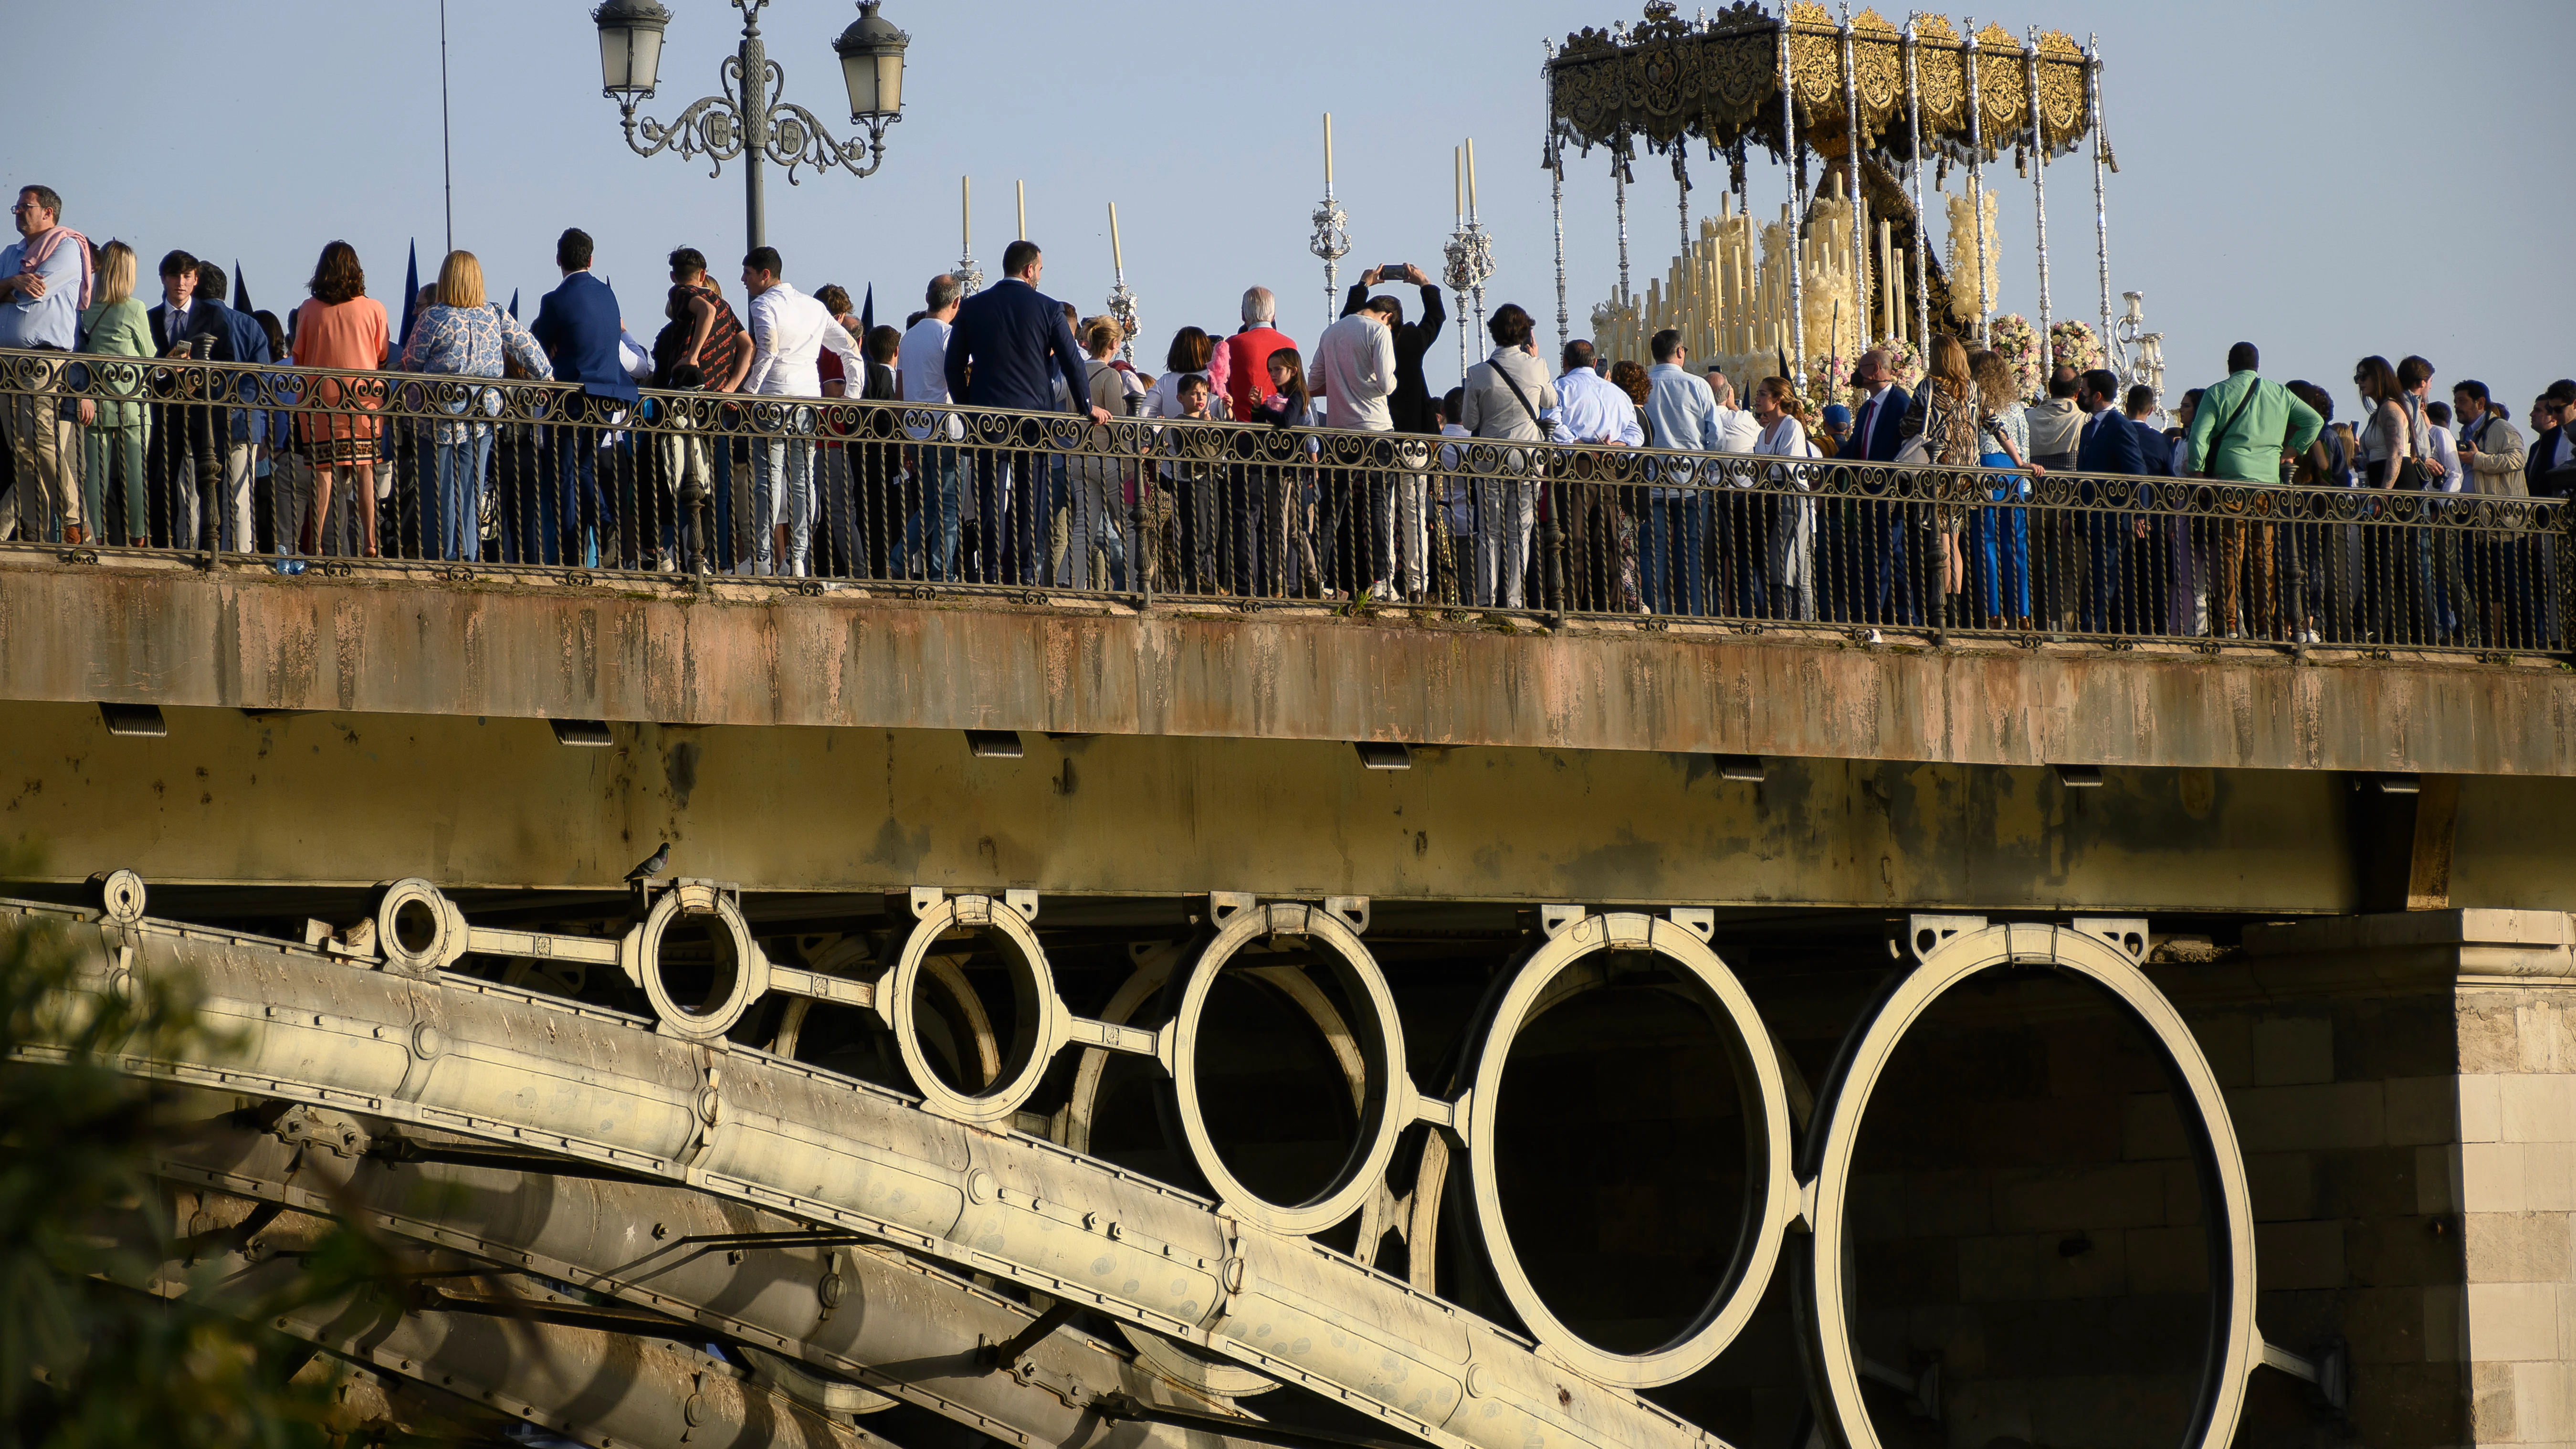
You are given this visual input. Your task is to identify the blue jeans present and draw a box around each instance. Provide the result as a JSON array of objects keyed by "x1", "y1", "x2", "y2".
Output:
[
  {"x1": 547, "y1": 418, "x2": 609, "y2": 567},
  {"x1": 1973, "y1": 462, "x2": 2030, "y2": 621},
  {"x1": 904, "y1": 444, "x2": 963, "y2": 581},
  {"x1": 1642, "y1": 494, "x2": 1708, "y2": 614},
  {"x1": 434, "y1": 431, "x2": 492, "y2": 562}
]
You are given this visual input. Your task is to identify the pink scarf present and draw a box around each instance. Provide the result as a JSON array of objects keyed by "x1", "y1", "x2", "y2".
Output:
[{"x1": 18, "y1": 225, "x2": 93, "y2": 310}]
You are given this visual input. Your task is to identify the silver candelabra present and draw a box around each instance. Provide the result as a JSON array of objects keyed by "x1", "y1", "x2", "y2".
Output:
[
  {"x1": 1310, "y1": 191, "x2": 1351, "y2": 332},
  {"x1": 1105, "y1": 277, "x2": 1139, "y2": 363},
  {"x1": 1444, "y1": 221, "x2": 1496, "y2": 378}
]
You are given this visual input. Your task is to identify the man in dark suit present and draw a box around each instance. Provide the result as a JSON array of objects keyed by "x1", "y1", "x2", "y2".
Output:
[
  {"x1": 186, "y1": 260, "x2": 273, "y2": 552},
  {"x1": 146, "y1": 248, "x2": 224, "y2": 549},
  {"x1": 1836, "y1": 347, "x2": 1915, "y2": 626},
  {"x1": 2072, "y1": 369, "x2": 2144, "y2": 635},
  {"x1": 2528, "y1": 388, "x2": 2573, "y2": 645},
  {"x1": 942, "y1": 240, "x2": 1106, "y2": 583},
  {"x1": 529, "y1": 228, "x2": 636, "y2": 567}
]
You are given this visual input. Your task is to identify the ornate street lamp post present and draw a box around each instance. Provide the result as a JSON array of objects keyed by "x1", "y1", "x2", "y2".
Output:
[{"x1": 593, "y1": 0, "x2": 910, "y2": 256}]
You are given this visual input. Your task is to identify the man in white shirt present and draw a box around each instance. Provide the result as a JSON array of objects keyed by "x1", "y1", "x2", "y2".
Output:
[
  {"x1": 1459, "y1": 304, "x2": 1559, "y2": 610},
  {"x1": 740, "y1": 245, "x2": 863, "y2": 578},
  {"x1": 1644, "y1": 331, "x2": 1722, "y2": 614},
  {"x1": 1706, "y1": 371, "x2": 1761, "y2": 454},
  {"x1": 896, "y1": 273, "x2": 964, "y2": 580},
  {"x1": 1551, "y1": 340, "x2": 1640, "y2": 610},
  {"x1": 1695, "y1": 368, "x2": 1767, "y2": 616},
  {"x1": 1308, "y1": 297, "x2": 1398, "y2": 595}
]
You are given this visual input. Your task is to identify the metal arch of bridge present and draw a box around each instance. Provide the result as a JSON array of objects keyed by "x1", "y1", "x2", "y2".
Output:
[{"x1": 12, "y1": 895, "x2": 2324, "y2": 1449}]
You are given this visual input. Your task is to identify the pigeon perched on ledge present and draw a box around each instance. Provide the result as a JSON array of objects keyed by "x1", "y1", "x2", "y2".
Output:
[{"x1": 625, "y1": 841, "x2": 670, "y2": 883}]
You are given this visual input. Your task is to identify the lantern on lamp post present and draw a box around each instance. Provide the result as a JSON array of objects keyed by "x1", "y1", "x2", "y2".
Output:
[{"x1": 592, "y1": 0, "x2": 911, "y2": 255}]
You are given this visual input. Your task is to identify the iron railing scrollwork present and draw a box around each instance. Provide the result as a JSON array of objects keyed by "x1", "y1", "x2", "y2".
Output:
[{"x1": 0, "y1": 345, "x2": 2565, "y2": 657}]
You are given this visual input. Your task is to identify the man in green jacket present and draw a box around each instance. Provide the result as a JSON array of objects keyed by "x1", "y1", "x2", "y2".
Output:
[
  {"x1": 2184, "y1": 342, "x2": 2325, "y2": 481},
  {"x1": 2183, "y1": 342, "x2": 2325, "y2": 640}
]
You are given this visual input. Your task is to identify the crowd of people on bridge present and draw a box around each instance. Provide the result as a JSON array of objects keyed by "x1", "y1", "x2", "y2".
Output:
[{"x1": 0, "y1": 180, "x2": 2567, "y2": 647}]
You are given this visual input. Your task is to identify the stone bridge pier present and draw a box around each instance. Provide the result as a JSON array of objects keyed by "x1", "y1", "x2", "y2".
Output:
[{"x1": 3, "y1": 557, "x2": 2573, "y2": 1449}]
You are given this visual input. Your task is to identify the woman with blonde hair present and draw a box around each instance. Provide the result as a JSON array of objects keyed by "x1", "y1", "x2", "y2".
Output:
[
  {"x1": 1064, "y1": 313, "x2": 1143, "y2": 589},
  {"x1": 74, "y1": 240, "x2": 154, "y2": 545},
  {"x1": 400, "y1": 249, "x2": 551, "y2": 560},
  {"x1": 1968, "y1": 347, "x2": 2035, "y2": 629},
  {"x1": 291, "y1": 240, "x2": 390, "y2": 556},
  {"x1": 1900, "y1": 333, "x2": 1981, "y2": 613}
]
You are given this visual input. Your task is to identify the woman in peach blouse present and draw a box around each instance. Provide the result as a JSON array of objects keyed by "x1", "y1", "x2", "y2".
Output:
[{"x1": 290, "y1": 241, "x2": 390, "y2": 556}]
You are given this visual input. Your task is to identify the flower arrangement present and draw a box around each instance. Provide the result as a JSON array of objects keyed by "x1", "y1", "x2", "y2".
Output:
[
  {"x1": 1869, "y1": 336, "x2": 1924, "y2": 390},
  {"x1": 1987, "y1": 312, "x2": 2044, "y2": 404},
  {"x1": 1805, "y1": 353, "x2": 1853, "y2": 405},
  {"x1": 2048, "y1": 318, "x2": 2103, "y2": 375}
]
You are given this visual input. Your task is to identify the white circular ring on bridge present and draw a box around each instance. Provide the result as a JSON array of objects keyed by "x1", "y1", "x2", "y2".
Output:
[
  {"x1": 1462, "y1": 911, "x2": 1794, "y2": 1389},
  {"x1": 883, "y1": 896, "x2": 1064, "y2": 1124},
  {"x1": 92, "y1": 869, "x2": 148, "y2": 926},
  {"x1": 1801, "y1": 923, "x2": 2257, "y2": 1449},
  {"x1": 635, "y1": 886, "x2": 762, "y2": 1043},
  {"x1": 1163, "y1": 902, "x2": 1410, "y2": 1239},
  {"x1": 376, "y1": 878, "x2": 460, "y2": 978}
]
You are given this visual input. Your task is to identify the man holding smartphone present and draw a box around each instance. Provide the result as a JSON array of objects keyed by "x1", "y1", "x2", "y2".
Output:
[{"x1": 1337, "y1": 264, "x2": 1446, "y2": 599}]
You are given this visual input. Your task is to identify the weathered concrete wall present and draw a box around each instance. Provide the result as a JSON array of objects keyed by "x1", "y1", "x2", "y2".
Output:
[
  {"x1": 8, "y1": 699, "x2": 2573, "y2": 912},
  {"x1": 2, "y1": 558, "x2": 2569, "y2": 774}
]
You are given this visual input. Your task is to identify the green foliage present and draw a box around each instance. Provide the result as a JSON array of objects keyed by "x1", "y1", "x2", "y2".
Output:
[{"x1": 0, "y1": 889, "x2": 408, "y2": 1446}]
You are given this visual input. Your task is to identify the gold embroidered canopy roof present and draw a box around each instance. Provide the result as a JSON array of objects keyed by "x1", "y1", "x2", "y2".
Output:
[{"x1": 1550, "y1": 1, "x2": 2091, "y2": 163}]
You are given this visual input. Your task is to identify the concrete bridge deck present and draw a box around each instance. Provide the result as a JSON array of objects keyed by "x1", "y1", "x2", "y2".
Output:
[{"x1": 1, "y1": 550, "x2": 2568, "y2": 777}]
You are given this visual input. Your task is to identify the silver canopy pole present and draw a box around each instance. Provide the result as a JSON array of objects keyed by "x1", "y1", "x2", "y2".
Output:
[
  {"x1": 2026, "y1": 29, "x2": 2051, "y2": 373},
  {"x1": 1906, "y1": 17, "x2": 1929, "y2": 349}
]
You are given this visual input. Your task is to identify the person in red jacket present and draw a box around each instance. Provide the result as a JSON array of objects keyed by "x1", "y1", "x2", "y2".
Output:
[{"x1": 1220, "y1": 286, "x2": 1296, "y2": 423}]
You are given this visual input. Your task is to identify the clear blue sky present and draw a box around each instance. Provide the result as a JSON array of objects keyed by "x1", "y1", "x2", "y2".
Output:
[{"x1": 18, "y1": 0, "x2": 2571, "y2": 424}]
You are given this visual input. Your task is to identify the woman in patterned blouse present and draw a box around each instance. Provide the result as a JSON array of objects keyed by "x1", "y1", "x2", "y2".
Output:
[{"x1": 401, "y1": 250, "x2": 552, "y2": 560}]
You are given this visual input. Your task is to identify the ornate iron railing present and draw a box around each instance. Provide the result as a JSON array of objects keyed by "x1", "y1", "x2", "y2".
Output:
[{"x1": 0, "y1": 345, "x2": 2564, "y2": 656}]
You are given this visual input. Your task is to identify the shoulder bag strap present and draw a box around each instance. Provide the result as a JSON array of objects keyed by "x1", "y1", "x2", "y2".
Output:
[
  {"x1": 2202, "y1": 376, "x2": 2262, "y2": 467},
  {"x1": 1493, "y1": 362, "x2": 1546, "y2": 434}
]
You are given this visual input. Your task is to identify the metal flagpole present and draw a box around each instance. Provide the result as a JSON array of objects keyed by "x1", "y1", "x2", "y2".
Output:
[
  {"x1": 1779, "y1": 6, "x2": 1806, "y2": 378},
  {"x1": 439, "y1": 0, "x2": 455, "y2": 256},
  {"x1": 1963, "y1": 20, "x2": 1989, "y2": 346},
  {"x1": 1905, "y1": 17, "x2": 1930, "y2": 349},
  {"x1": 1840, "y1": 7, "x2": 1869, "y2": 350},
  {"x1": 2087, "y1": 34, "x2": 2111, "y2": 357},
  {"x1": 2026, "y1": 30, "x2": 2051, "y2": 372}
]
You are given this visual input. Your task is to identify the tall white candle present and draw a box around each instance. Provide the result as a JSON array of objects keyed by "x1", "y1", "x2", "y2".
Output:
[
  {"x1": 1324, "y1": 114, "x2": 1334, "y2": 189},
  {"x1": 1017, "y1": 180, "x2": 1026, "y2": 241},
  {"x1": 1466, "y1": 137, "x2": 1479, "y2": 216},
  {"x1": 1109, "y1": 201, "x2": 1123, "y2": 273},
  {"x1": 961, "y1": 176, "x2": 970, "y2": 253},
  {"x1": 1454, "y1": 146, "x2": 1462, "y2": 221}
]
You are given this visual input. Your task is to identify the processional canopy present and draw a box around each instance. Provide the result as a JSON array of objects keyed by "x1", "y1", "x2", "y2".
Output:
[{"x1": 1548, "y1": 1, "x2": 2091, "y2": 167}]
